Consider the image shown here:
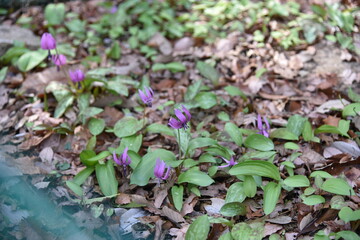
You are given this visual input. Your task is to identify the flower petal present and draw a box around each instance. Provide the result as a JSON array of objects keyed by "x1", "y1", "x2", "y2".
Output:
[
  {"x1": 168, "y1": 118, "x2": 182, "y2": 129},
  {"x1": 181, "y1": 105, "x2": 191, "y2": 120},
  {"x1": 174, "y1": 109, "x2": 186, "y2": 123}
]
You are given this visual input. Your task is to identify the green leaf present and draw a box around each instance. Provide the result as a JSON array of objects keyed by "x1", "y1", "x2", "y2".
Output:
[
  {"x1": 320, "y1": 178, "x2": 355, "y2": 196},
  {"x1": 219, "y1": 232, "x2": 234, "y2": 240},
  {"x1": 146, "y1": 123, "x2": 174, "y2": 136},
  {"x1": 220, "y1": 202, "x2": 246, "y2": 217},
  {"x1": 194, "y1": 92, "x2": 217, "y2": 109},
  {"x1": 287, "y1": 114, "x2": 306, "y2": 136},
  {"x1": 171, "y1": 185, "x2": 184, "y2": 212},
  {"x1": 208, "y1": 217, "x2": 233, "y2": 227},
  {"x1": 0, "y1": 67, "x2": 7, "y2": 83},
  {"x1": 339, "y1": 207, "x2": 360, "y2": 223},
  {"x1": 217, "y1": 112, "x2": 230, "y2": 121},
  {"x1": 229, "y1": 161, "x2": 280, "y2": 181},
  {"x1": 302, "y1": 195, "x2": 325, "y2": 206},
  {"x1": 88, "y1": 118, "x2": 105, "y2": 136},
  {"x1": 73, "y1": 167, "x2": 95, "y2": 185},
  {"x1": 226, "y1": 182, "x2": 246, "y2": 203},
  {"x1": 188, "y1": 138, "x2": 217, "y2": 153},
  {"x1": 225, "y1": 122, "x2": 243, "y2": 146},
  {"x1": 342, "y1": 103, "x2": 360, "y2": 117},
  {"x1": 231, "y1": 222, "x2": 264, "y2": 240},
  {"x1": 54, "y1": 94, "x2": 75, "y2": 118},
  {"x1": 224, "y1": 85, "x2": 247, "y2": 99},
  {"x1": 119, "y1": 134, "x2": 143, "y2": 153},
  {"x1": 263, "y1": 182, "x2": 281, "y2": 215},
  {"x1": 44, "y1": 3, "x2": 65, "y2": 26},
  {"x1": 95, "y1": 160, "x2": 118, "y2": 196},
  {"x1": 284, "y1": 142, "x2": 299, "y2": 150},
  {"x1": 244, "y1": 134, "x2": 274, "y2": 151},
  {"x1": 196, "y1": 61, "x2": 219, "y2": 85},
  {"x1": 185, "y1": 215, "x2": 210, "y2": 240},
  {"x1": 244, "y1": 175, "x2": 257, "y2": 198},
  {"x1": 114, "y1": 117, "x2": 143, "y2": 138},
  {"x1": 17, "y1": 49, "x2": 48, "y2": 72},
  {"x1": 66, "y1": 181, "x2": 83, "y2": 196},
  {"x1": 165, "y1": 62, "x2": 186, "y2": 73},
  {"x1": 302, "y1": 120, "x2": 314, "y2": 141},
  {"x1": 310, "y1": 171, "x2": 334, "y2": 179},
  {"x1": 284, "y1": 175, "x2": 310, "y2": 187},
  {"x1": 270, "y1": 128, "x2": 299, "y2": 140},
  {"x1": 315, "y1": 120, "x2": 350, "y2": 137},
  {"x1": 131, "y1": 149, "x2": 176, "y2": 186},
  {"x1": 106, "y1": 79, "x2": 128, "y2": 96},
  {"x1": 108, "y1": 41, "x2": 121, "y2": 60},
  {"x1": 83, "y1": 151, "x2": 111, "y2": 166},
  {"x1": 178, "y1": 168, "x2": 215, "y2": 187},
  {"x1": 185, "y1": 80, "x2": 202, "y2": 102},
  {"x1": 336, "y1": 231, "x2": 360, "y2": 240},
  {"x1": 348, "y1": 87, "x2": 360, "y2": 102}
]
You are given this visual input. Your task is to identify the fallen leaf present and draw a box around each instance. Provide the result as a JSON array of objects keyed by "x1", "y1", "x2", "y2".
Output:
[{"x1": 162, "y1": 206, "x2": 185, "y2": 223}]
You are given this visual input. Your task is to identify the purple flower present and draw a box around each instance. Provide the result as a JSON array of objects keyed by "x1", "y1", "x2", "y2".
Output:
[
  {"x1": 257, "y1": 114, "x2": 270, "y2": 137},
  {"x1": 218, "y1": 156, "x2": 237, "y2": 168},
  {"x1": 40, "y1": 32, "x2": 56, "y2": 50},
  {"x1": 138, "y1": 87, "x2": 154, "y2": 107},
  {"x1": 110, "y1": 5, "x2": 118, "y2": 14},
  {"x1": 52, "y1": 54, "x2": 67, "y2": 66},
  {"x1": 113, "y1": 147, "x2": 132, "y2": 166},
  {"x1": 69, "y1": 69, "x2": 85, "y2": 83},
  {"x1": 168, "y1": 105, "x2": 191, "y2": 130},
  {"x1": 154, "y1": 158, "x2": 171, "y2": 180}
]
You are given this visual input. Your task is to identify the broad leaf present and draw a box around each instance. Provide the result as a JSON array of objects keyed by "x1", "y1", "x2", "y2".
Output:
[
  {"x1": 229, "y1": 161, "x2": 280, "y2": 181},
  {"x1": 283, "y1": 175, "x2": 310, "y2": 187},
  {"x1": 270, "y1": 128, "x2": 298, "y2": 140},
  {"x1": 196, "y1": 61, "x2": 219, "y2": 85},
  {"x1": 225, "y1": 122, "x2": 243, "y2": 146},
  {"x1": 194, "y1": 92, "x2": 217, "y2": 109},
  {"x1": 88, "y1": 118, "x2": 105, "y2": 136},
  {"x1": 185, "y1": 215, "x2": 210, "y2": 240},
  {"x1": 66, "y1": 181, "x2": 83, "y2": 196},
  {"x1": 131, "y1": 149, "x2": 176, "y2": 186},
  {"x1": 244, "y1": 134, "x2": 274, "y2": 151},
  {"x1": 44, "y1": 3, "x2": 65, "y2": 25},
  {"x1": 178, "y1": 168, "x2": 215, "y2": 187},
  {"x1": 17, "y1": 49, "x2": 48, "y2": 72},
  {"x1": 231, "y1": 222, "x2": 264, "y2": 240},
  {"x1": 95, "y1": 160, "x2": 118, "y2": 196},
  {"x1": 226, "y1": 182, "x2": 247, "y2": 203},
  {"x1": 263, "y1": 182, "x2": 281, "y2": 215},
  {"x1": 220, "y1": 202, "x2": 246, "y2": 217},
  {"x1": 171, "y1": 185, "x2": 184, "y2": 212},
  {"x1": 114, "y1": 117, "x2": 143, "y2": 138},
  {"x1": 54, "y1": 94, "x2": 74, "y2": 118},
  {"x1": 146, "y1": 123, "x2": 174, "y2": 136},
  {"x1": 302, "y1": 195, "x2": 325, "y2": 206},
  {"x1": 320, "y1": 178, "x2": 355, "y2": 196},
  {"x1": 73, "y1": 167, "x2": 95, "y2": 185},
  {"x1": 286, "y1": 114, "x2": 306, "y2": 137}
]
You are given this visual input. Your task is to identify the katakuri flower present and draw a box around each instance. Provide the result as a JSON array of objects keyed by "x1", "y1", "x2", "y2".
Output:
[
  {"x1": 218, "y1": 156, "x2": 237, "y2": 168},
  {"x1": 52, "y1": 54, "x2": 67, "y2": 67},
  {"x1": 138, "y1": 87, "x2": 154, "y2": 107},
  {"x1": 168, "y1": 105, "x2": 191, "y2": 130},
  {"x1": 69, "y1": 69, "x2": 85, "y2": 83},
  {"x1": 113, "y1": 147, "x2": 132, "y2": 167},
  {"x1": 40, "y1": 32, "x2": 56, "y2": 50},
  {"x1": 154, "y1": 158, "x2": 171, "y2": 180},
  {"x1": 257, "y1": 114, "x2": 270, "y2": 138}
]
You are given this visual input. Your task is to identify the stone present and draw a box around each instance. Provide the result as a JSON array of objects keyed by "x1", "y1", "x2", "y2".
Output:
[{"x1": 0, "y1": 25, "x2": 40, "y2": 56}]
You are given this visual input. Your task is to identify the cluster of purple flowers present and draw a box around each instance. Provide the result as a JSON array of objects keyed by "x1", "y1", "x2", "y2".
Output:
[{"x1": 41, "y1": 32, "x2": 84, "y2": 83}]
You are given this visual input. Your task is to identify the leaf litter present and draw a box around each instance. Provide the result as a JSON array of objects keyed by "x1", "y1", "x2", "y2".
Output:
[{"x1": 0, "y1": 0, "x2": 360, "y2": 239}]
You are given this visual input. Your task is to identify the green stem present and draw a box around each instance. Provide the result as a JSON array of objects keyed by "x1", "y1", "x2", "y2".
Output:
[{"x1": 177, "y1": 129, "x2": 181, "y2": 160}]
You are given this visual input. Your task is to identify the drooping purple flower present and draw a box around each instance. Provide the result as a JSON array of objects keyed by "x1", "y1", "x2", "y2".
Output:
[
  {"x1": 40, "y1": 32, "x2": 56, "y2": 50},
  {"x1": 257, "y1": 114, "x2": 270, "y2": 137},
  {"x1": 218, "y1": 156, "x2": 237, "y2": 168},
  {"x1": 168, "y1": 105, "x2": 191, "y2": 130},
  {"x1": 138, "y1": 87, "x2": 154, "y2": 107},
  {"x1": 113, "y1": 147, "x2": 132, "y2": 166},
  {"x1": 154, "y1": 158, "x2": 171, "y2": 180},
  {"x1": 52, "y1": 54, "x2": 67, "y2": 66},
  {"x1": 69, "y1": 69, "x2": 85, "y2": 83}
]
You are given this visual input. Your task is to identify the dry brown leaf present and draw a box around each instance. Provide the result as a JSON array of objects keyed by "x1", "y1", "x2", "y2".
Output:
[
  {"x1": 154, "y1": 188, "x2": 168, "y2": 209},
  {"x1": 18, "y1": 131, "x2": 52, "y2": 150},
  {"x1": 264, "y1": 223, "x2": 282, "y2": 237},
  {"x1": 162, "y1": 206, "x2": 185, "y2": 223},
  {"x1": 115, "y1": 193, "x2": 131, "y2": 205},
  {"x1": 181, "y1": 194, "x2": 198, "y2": 216}
]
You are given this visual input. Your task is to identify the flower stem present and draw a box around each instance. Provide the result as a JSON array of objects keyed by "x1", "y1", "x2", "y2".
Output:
[{"x1": 177, "y1": 129, "x2": 181, "y2": 160}]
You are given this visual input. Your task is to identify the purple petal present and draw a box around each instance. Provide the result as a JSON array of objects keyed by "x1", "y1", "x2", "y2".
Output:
[
  {"x1": 121, "y1": 147, "x2": 131, "y2": 165},
  {"x1": 174, "y1": 109, "x2": 186, "y2": 123},
  {"x1": 41, "y1": 32, "x2": 56, "y2": 50},
  {"x1": 154, "y1": 159, "x2": 165, "y2": 178},
  {"x1": 263, "y1": 117, "x2": 270, "y2": 130},
  {"x1": 138, "y1": 89, "x2": 146, "y2": 103},
  {"x1": 181, "y1": 105, "x2": 191, "y2": 120},
  {"x1": 162, "y1": 166, "x2": 171, "y2": 180},
  {"x1": 148, "y1": 87, "x2": 154, "y2": 97},
  {"x1": 113, "y1": 151, "x2": 121, "y2": 165},
  {"x1": 168, "y1": 118, "x2": 182, "y2": 129},
  {"x1": 52, "y1": 54, "x2": 66, "y2": 66}
]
